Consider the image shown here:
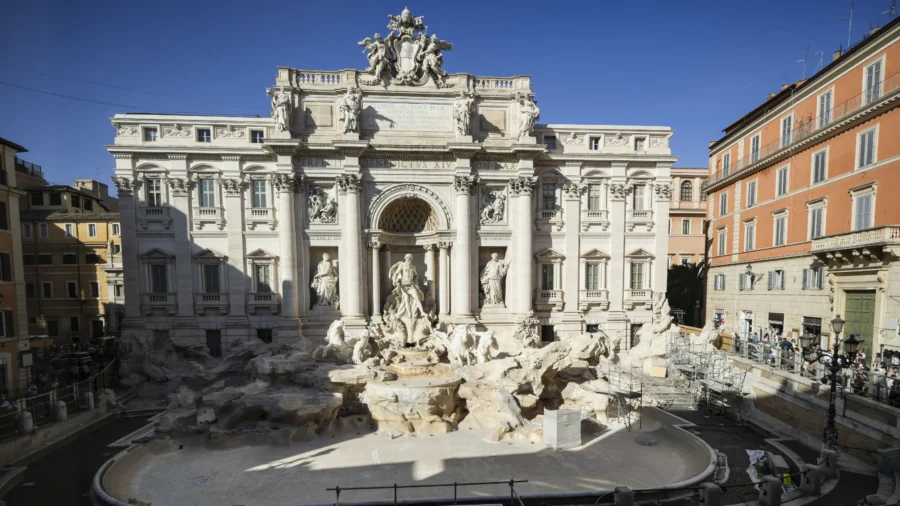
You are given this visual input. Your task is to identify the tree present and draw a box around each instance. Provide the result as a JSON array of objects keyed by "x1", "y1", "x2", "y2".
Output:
[{"x1": 666, "y1": 262, "x2": 705, "y2": 327}]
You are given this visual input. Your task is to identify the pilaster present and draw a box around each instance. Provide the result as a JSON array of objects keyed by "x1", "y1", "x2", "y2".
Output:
[
  {"x1": 607, "y1": 162, "x2": 629, "y2": 317},
  {"x1": 653, "y1": 182, "x2": 673, "y2": 292},
  {"x1": 560, "y1": 180, "x2": 585, "y2": 333},
  {"x1": 111, "y1": 170, "x2": 142, "y2": 320},
  {"x1": 222, "y1": 155, "x2": 247, "y2": 319},
  {"x1": 167, "y1": 154, "x2": 195, "y2": 318},
  {"x1": 438, "y1": 242, "x2": 451, "y2": 320}
]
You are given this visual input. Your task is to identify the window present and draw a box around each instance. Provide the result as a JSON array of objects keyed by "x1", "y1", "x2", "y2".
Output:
[
  {"x1": 113, "y1": 244, "x2": 121, "y2": 255},
  {"x1": 682, "y1": 219, "x2": 691, "y2": 235},
  {"x1": 22, "y1": 223, "x2": 31, "y2": 238},
  {"x1": 206, "y1": 329, "x2": 223, "y2": 357},
  {"x1": 112, "y1": 223, "x2": 120, "y2": 236},
  {"x1": 48, "y1": 192, "x2": 61, "y2": 206},
  {"x1": 85, "y1": 253, "x2": 101, "y2": 264},
  {"x1": 680, "y1": 181, "x2": 692, "y2": 201},
  {"x1": 865, "y1": 59, "x2": 883, "y2": 105},
  {"x1": 744, "y1": 222, "x2": 756, "y2": 251},
  {"x1": 630, "y1": 263, "x2": 644, "y2": 289},
  {"x1": 114, "y1": 285, "x2": 123, "y2": 297},
  {"x1": 257, "y1": 328, "x2": 273, "y2": 344},
  {"x1": 854, "y1": 193, "x2": 874, "y2": 231},
  {"x1": 67, "y1": 281, "x2": 78, "y2": 299},
  {"x1": 700, "y1": 188, "x2": 707, "y2": 202},
  {"x1": 84, "y1": 199, "x2": 92, "y2": 211},
  {"x1": 0, "y1": 253, "x2": 10, "y2": 282},
  {"x1": 540, "y1": 264, "x2": 555, "y2": 290},
  {"x1": 587, "y1": 184, "x2": 602, "y2": 210},
  {"x1": 632, "y1": 184, "x2": 646, "y2": 211},
  {"x1": 802, "y1": 267, "x2": 824, "y2": 290},
  {"x1": 89, "y1": 281, "x2": 100, "y2": 298},
  {"x1": 0, "y1": 202, "x2": 7, "y2": 231},
  {"x1": 543, "y1": 135, "x2": 557, "y2": 150},
  {"x1": 717, "y1": 229, "x2": 726, "y2": 256},
  {"x1": 812, "y1": 150, "x2": 827, "y2": 184},
  {"x1": 767, "y1": 270, "x2": 786, "y2": 290},
  {"x1": 23, "y1": 254, "x2": 34, "y2": 266},
  {"x1": 858, "y1": 128, "x2": 876, "y2": 168},
  {"x1": 586, "y1": 263, "x2": 602, "y2": 290},
  {"x1": 251, "y1": 130, "x2": 265, "y2": 144},
  {"x1": 776, "y1": 166, "x2": 788, "y2": 196},
  {"x1": 738, "y1": 272, "x2": 754, "y2": 291},
  {"x1": 63, "y1": 253, "x2": 76, "y2": 265},
  {"x1": 42, "y1": 281, "x2": 52, "y2": 299},
  {"x1": 714, "y1": 273, "x2": 725, "y2": 291},
  {"x1": 197, "y1": 128, "x2": 212, "y2": 143},
  {"x1": 143, "y1": 127, "x2": 158, "y2": 142},
  {"x1": 750, "y1": 134, "x2": 760, "y2": 163},
  {"x1": 200, "y1": 179, "x2": 216, "y2": 208},
  {"x1": 88, "y1": 223, "x2": 97, "y2": 237},
  {"x1": 774, "y1": 214, "x2": 786, "y2": 246},
  {"x1": 719, "y1": 192, "x2": 727, "y2": 216},
  {"x1": 818, "y1": 91, "x2": 833, "y2": 128},
  {"x1": 30, "y1": 192, "x2": 43, "y2": 206},
  {"x1": 69, "y1": 316, "x2": 80, "y2": 332},
  {"x1": 203, "y1": 263, "x2": 221, "y2": 293},
  {"x1": 722, "y1": 153, "x2": 730, "y2": 176},
  {"x1": 64, "y1": 223, "x2": 73, "y2": 238},
  {"x1": 25, "y1": 283, "x2": 35, "y2": 299},
  {"x1": 39, "y1": 223, "x2": 48, "y2": 238},
  {"x1": 38, "y1": 254, "x2": 52, "y2": 265},
  {"x1": 71, "y1": 195, "x2": 80, "y2": 208},
  {"x1": 810, "y1": 206, "x2": 825, "y2": 239},
  {"x1": 146, "y1": 179, "x2": 163, "y2": 207},
  {"x1": 252, "y1": 180, "x2": 268, "y2": 208},
  {"x1": 746, "y1": 180, "x2": 757, "y2": 207},
  {"x1": 46, "y1": 319, "x2": 58, "y2": 337},
  {"x1": 589, "y1": 137, "x2": 601, "y2": 150},
  {"x1": 681, "y1": 257, "x2": 690, "y2": 266},
  {"x1": 634, "y1": 137, "x2": 646, "y2": 152},
  {"x1": 781, "y1": 115, "x2": 792, "y2": 148},
  {"x1": 0, "y1": 311, "x2": 14, "y2": 338},
  {"x1": 150, "y1": 264, "x2": 168, "y2": 293},
  {"x1": 541, "y1": 183, "x2": 556, "y2": 211},
  {"x1": 28, "y1": 317, "x2": 37, "y2": 325},
  {"x1": 253, "y1": 264, "x2": 272, "y2": 293}
]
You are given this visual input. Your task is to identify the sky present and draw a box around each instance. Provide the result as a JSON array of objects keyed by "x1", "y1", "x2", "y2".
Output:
[{"x1": 0, "y1": 0, "x2": 895, "y2": 187}]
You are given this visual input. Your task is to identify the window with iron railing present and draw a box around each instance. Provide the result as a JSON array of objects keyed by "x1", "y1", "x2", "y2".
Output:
[
  {"x1": 865, "y1": 60, "x2": 883, "y2": 105},
  {"x1": 818, "y1": 91, "x2": 833, "y2": 128}
]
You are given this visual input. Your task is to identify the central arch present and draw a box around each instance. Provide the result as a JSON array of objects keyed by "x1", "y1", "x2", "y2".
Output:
[{"x1": 367, "y1": 183, "x2": 452, "y2": 230}]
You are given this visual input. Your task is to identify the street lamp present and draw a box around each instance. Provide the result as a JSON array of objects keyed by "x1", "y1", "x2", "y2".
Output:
[{"x1": 822, "y1": 315, "x2": 863, "y2": 449}]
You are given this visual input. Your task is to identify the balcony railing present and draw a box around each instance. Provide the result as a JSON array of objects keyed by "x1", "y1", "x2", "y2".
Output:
[
  {"x1": 14, "y1": 157, "x2": 43, "y2": 179},
  {"x1": 708, "y1": 71, "x2": 900, "y2": 188},
  {"x1": 142, "y1": 293, "x2": 176, "y2": 315},
  {"x1": 811, "y1": 225, "x2": 900, "y2": 252},
  {"x1": 534, "y1": 289, "x2": 564, "y2": 310},
  {"x1": 142, "y1": 206, "x2": 167, "y2": 217},
  {"x1": 195, "y1": 292, "x2": 229, "y2": 314},
  {"x1": 669, "y1": 201, "x2": 705, "y2": 210},
  {"x1": 246, "y1": 207, "x2": 276, "y2": 230},
  {"x1": 248, "y1": 292, "x2": 279, "y2": 314},
  {"x1": 538, "y1": 209, "x2": 559, "y2": 220},
  {"x1": 626, "y1": 289, "x2": 652, "y2": 300},
  {"x1": 579, "y1": 289, "x2": 609, "y2": 311}
]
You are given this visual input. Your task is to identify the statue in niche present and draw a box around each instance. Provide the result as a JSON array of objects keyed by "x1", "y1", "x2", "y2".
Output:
[
  {"x1": 480, "y1": 253, "x2": 510, "y2": 306},
  {"x1": 308, "y1": 185, "x2": 337, "y2": 224},
  {"x1": 311, "y1": 253, "x2": 339, "y2": 308},
  {"x1": 480, "y1": 190, "x2": 506, "y2": 225},
  {"x1": 384, "y1": 254, "x2": 427, "y2": 345},
  {"x1": 516, "y1": 95, "x2": 541, "y2": 142},
  {"x1": 338, "y1": 86, "x2": 363, "y2": 134},
  {"x1": 453, "y1": 90, "x2": 476, "y2": 137},
  {"x1": 267, "y1": 88, "x2": 292, "y2": 133}
]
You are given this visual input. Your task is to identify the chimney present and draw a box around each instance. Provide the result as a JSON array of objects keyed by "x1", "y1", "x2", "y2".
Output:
[
  {"x1": 768, "y1": 92, "x2": 777, "y2": 99},
  {"x1": 870, "y1": 25, "x2": 880, "y2": 36},
  {"x1": 833, "y1": 49, "x2": 843, "y2": 61}
]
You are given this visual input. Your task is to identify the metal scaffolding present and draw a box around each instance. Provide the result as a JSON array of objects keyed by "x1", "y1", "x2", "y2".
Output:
[
  {"x1": 604, "y1": 361, "x2": 644, "y2": 430},
  {"x1": 665, "y1": 332, "x2": 748, "y2": 417}
]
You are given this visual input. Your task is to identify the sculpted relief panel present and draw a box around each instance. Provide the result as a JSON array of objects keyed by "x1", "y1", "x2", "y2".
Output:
[{"x1": 360, "y1": 102, "x2": 453, "y2": 132}]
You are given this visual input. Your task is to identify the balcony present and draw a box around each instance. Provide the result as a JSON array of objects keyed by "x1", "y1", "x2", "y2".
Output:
[
  {"x1": 811, "y1": 226, "x2": 900, "y2": 267},
  {"x1": 624, "y1": 289, "x2": 652, "y2": 310},
  {"x1": 581, "y1": 209, "x2": 610, "y2": 231},
  {"x1": 142, "y1": 293, "x2": 176, "y2": 316},
  {"x1": 195, "y1": 292, "x2": 229, "y2": 315},
  {"x1": 669, "y1": 201, "x2": 705, "y2": 211},
  {"x1": 579, "y1": 289, "x2": 609, "y2": 311},
  {"x1": 535, "y1": 208, "x2": 563, "y2": 231},
  {"x1": 626, "y1": 209, "x2": 654, "y2": 232},
  {"x1": 248, "y1": 292, "x2": 279, "y2": 314},
  {"x1": 15, "y1": 157, "x2": 43, "y2": 179},
  {"x1": 246, "y1": 207, "x2": 276, "y2": 231},
  {"x1": 138, "y1": 205, "x2": 171, "y2": 229},
  {"x1": 534, "y1": 289, "x2": 564, "y2": 311},
  {"x1": 192, "y1": 206, "x2": 225, "y2": 230}
]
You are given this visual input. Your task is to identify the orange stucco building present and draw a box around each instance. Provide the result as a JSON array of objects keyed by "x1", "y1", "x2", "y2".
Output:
[
  {"x1": 704, "y1": 19, "x2": 900, "y2": 360},
  {"x1": 668, "y1": 167, "x2": 707, "y2": 266}
]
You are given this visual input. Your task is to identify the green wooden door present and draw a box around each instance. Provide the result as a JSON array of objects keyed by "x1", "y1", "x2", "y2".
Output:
[{"x1": 844, "y1": 290, "x2": 875, "y2": 359}]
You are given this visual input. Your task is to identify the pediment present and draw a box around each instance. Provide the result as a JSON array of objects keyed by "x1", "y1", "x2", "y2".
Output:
[
  {"x1": 581, "y1": 248, "x2": 610, "y2": 259},
  {"x1": 535, "y1": 248, "x2": 565, "y2": 260},
  {"x1": 247, "y1": 248, "x2": 277, "y2": 259},
  {"x1": 194, "y1": 248, "x2": 226, "y2": 259},
  {"x1": 625, "y1": 248, "x2": 655, "y2": 259},
  {"x1": 140, "y1": 248, "x2": 173, "y2": 258}
]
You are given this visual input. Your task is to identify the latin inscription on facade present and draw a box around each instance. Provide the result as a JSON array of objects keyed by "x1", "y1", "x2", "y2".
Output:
[
  {"x1": 362, "y1": 159, "x2": 455, "y2": 169},
  {"x1": 361, "y1": 102, "x2": 452, "y2": 132}
]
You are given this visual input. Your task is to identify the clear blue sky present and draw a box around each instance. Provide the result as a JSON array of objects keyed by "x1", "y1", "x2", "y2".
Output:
[{"x1": 1, "y1": 0, "x2": 894, "y2": 186}]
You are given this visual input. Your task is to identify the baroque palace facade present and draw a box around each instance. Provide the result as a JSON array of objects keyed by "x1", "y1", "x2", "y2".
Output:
[{"x1": 107, "y1": 8, "x2": 675, "y2": 351}]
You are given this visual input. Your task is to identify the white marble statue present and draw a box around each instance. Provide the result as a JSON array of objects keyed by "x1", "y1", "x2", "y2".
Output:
[
  {"x1": 448, "y1": 324, "x2": 474, "y2": 366},
  {"x1": 338, "y1": 86, "x2": 363, "y2": 134},
  {"x1": 420, "y1": 34, "x2": 453, "y2": 82},
  {"x1": 358, "y1": 33, "x2": 395, "y2": 79},
  {"x1": 351, "y1": 329, "x2": 374, "y2": 365},
  {"x1": 453, "y1": 90, "x2": 476, "y2": 137},
  {"x1": 308, "y1": 185, "x2": 337, "y2": 224},
  {"x1": 474, "y1": 330, "x2": 497, "y2": 364},
  {"x1": 383, "y1": 254, "x2": 428, "y2": 345},
  {"x1": 514, "y1": 311, "x2": 541, "y2": 348},
  {"x1": 517, "y1": 95, "x2": 541, "y2": 142},
  {"x1": 480, "y1": 253, "x2": 510, "y2": 306},
  {"x1": 480, "y1": 191, "x2": 506, "y2": 225},
  {"x1": 313, "y1": 320, "x2": 346, "y2": 359},
  {"x1": 311, "y1": 253, "x2": 339, "y2": 308},
  {"x1": 267, "y1": 88, "x2": 292, "y2": 133}
]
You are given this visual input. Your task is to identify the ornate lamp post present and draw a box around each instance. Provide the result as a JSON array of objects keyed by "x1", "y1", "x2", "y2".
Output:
[{"x1": 817, "y1": 315, "x2": 863, "y2": 448}]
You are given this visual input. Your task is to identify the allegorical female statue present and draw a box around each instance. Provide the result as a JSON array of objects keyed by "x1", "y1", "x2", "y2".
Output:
[
  {"x1": 517, "y1": 95, "x2": 541, "y2": 141},
  {"x1": 480, "y1": 253, "x2": 510, "y2": 306},
  {"x1": 268, "y1": 88, "x2": 292, "y2": 133},
  {"x1": 311, "y1": 253, "x2": 339, "y2": 308}
]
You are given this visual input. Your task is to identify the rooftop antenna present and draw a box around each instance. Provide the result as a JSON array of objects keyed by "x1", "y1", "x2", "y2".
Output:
[
  {"x1": 884, "y1": 0, "x2": 898, "y2": 19},
  {"x1": 797, "y1": 44, "x2": 810, "y2": 79},
  {"x1": 815, "y1": 50, "x2": 825, "y2": 72},
  {"x1": 838, "y1": 1, "x2": 855, "y2": 49}
]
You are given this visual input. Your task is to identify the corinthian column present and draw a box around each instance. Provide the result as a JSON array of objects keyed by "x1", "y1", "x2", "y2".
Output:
[
  {"x1": 562, "y1": 182, "x2": 585, "y2": 325},
  {"x1": 452, "y1": 176, "x2": 476, "y2": 320},
  {"x1": 438, "y1": 242, "x2": 451, "y2": 319},
  {"x1": 424, "y1": 244, "x2": 437, "y2": 305},
  {"x1": 338, "y1": 174, "x2": 363, "y2": 320},
  {"x1": 274, "y1": 173, "x2": 299, "y2": 319},
  {"x1": 369, "y1": 240, "x2": 382, "y2": 321},
  {"x1": 510, "y1": 176, "x2": 536, "y2": 315}
]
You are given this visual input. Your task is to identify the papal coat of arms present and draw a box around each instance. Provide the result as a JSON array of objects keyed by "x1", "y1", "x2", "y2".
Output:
[{"x1": 357, "y1": 7, "x2": 454, "y2": 87}]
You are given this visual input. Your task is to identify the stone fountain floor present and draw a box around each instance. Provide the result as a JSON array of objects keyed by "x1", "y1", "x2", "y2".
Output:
[{"x1": 102, "y1": 408, "x2": 713, "y2": 506}]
